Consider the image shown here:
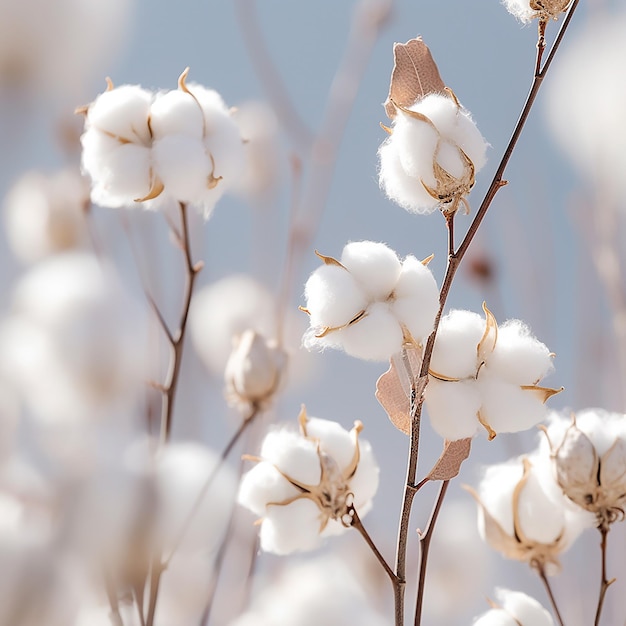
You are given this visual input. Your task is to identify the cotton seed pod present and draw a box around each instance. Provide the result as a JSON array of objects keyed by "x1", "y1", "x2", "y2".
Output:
[
  {"x1": 224, "y1": 329, "x2": 287, "y2": 410},
  {"x1": 543, "y1": 410, "x2": 626, "y2": 526}
]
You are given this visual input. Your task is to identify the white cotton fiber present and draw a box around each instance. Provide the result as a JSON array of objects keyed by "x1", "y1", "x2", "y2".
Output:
[
  {"x1": 260, "y1": 429, "x2": 321, "y2": 486},
  {"x1": 494, "y1": 589, "x2": 554, "y2": 626},
  {"x1": 348, "y1": 439, "x2": 380, "y2": 513},
  {"x1": 260, "y1": 499, "x2": 323, "y2": 555},
  {"x1": 238, "y1": 462, "x2": 298, "y2": 518},
  {"x1": 305, "y1": 417, "x2": 355, "y2": 471},
  {"x1": 340, "y1": 241, "x2": 401, "y2": 301},
  {"x1": 150, "y1": 89, "x2": 205, "y2": 139},
  {"x1": 424, "y1": 378, "x2": 482, "y2": 440}
]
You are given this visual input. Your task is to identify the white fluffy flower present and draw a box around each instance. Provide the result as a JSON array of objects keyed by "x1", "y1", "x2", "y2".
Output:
[
  {"x1": 238, "y1": 407, "x2": 379, "y2": 555},
  {"x1": 379, "y1": 92, "x2": 487, "y2": 214},
  {"x1": 503, "y1": 0, "x2": 571, "y2": 23},
  {"x1": 302, "y1": 241, "x2": 439, "y2": 361},
  {"x1": 425, "y1": 305, "x2": 559, "y2": 440},
  {"x1": 539, "y1": 409, "x2": 626, "y2": 525},
  {"x1": 473, "y1": 588, "x2": 554, "y2": 626},
  {"x1": 3, "y1": 169, "x2": 90, "y2": 263},
  {"x1": 466, "y1": 455, "x2": 593, "y2": 573},
  {"x1": 80, "y1": 70, "x2": 244, "y2": 217},
  {"x1": 0, "y1": 252, "x2": 146, "y2": 425},
  {"x1": 230, "y1": 555, "x2": 388, "y2": 626}
]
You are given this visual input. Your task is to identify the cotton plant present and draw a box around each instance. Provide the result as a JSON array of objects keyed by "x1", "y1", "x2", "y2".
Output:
[{"x1": 238, "y1": 406, "x2": 379, "y2": 555}]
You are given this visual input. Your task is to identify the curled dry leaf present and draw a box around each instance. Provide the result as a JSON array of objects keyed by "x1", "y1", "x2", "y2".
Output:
[
  {"x1": 384, "y1": 37, "x2": 446, "y2": 120},
  {"x1": 375, "y1": 349, "x2": 422, "y2": 435},
  {"x1": 426, "y1": 438, "x2": 472, "y2": 481}
]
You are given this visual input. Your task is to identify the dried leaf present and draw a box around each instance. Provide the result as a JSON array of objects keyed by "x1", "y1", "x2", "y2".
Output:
[
  {"x1": 375, "y1": 349, "x2": 422, "y2": 435},
  {"x1": 426, "y1": 438, "x2": 472, "y2": 481},
  {"x1": 384, "y1": 37, "x2": 446, "y2": 120}
]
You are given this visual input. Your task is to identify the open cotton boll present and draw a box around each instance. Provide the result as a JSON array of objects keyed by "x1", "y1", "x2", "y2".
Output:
[
  {"x1": 149, "y1": 89, "x2": 205, "y2": 139},
  {"x1": 305, "y1": 417, "x2": 358, "y2": 470},
  {"x1": 488, "y1": 320, "x2": 553, "y2": 384},
  {"x1": 474, "y1": 589, "x2": 554, "y2": 626},
  {"x1": 86, "y1": 84, "x2": 153, "y2": 143},
  {"x1": 425, "y1": 378, "x2": 482, "y2": 440},
  {"x1": 260, "y1": 498, "x2": 324, "y2": 555},
  {"x1": 260, "y1": 429, "x2": 321, "y2": 486},
  {"x1": 340, "y1": 241, "x2": 401, "y2": 300},
  {"x1": 429, "y1": 309, "x2": 485, "y2": 379},
  {"x1": 3, "y1": 169, "x2": 90, "y2": 264},
  {"x1": 476, "y1": 461, "x2": 523, "y2": 537}
]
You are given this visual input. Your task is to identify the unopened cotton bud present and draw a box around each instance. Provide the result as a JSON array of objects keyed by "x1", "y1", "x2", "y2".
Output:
[
  {"x1": 503, "y1": 0, "x2": 572, "y2": 23},
  {"x1": 238, "y1": 407, "x2": 379, "y2": 555},
  {"x1": 473, "y1": 589, "x2": 555, "y2": 626},
  {"x1": 225, "y1": 329, "x2": 287, "y2": 409},
  {"x1": 302, "y1": 241, "x2": 439, "y2": 361},
  {"x1": 543, "y1": 409, "x2": 626, "y2": 526}
]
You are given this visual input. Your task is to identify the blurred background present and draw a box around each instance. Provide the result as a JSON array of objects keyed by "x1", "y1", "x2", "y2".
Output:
[{"x1": 1, "y1": 0, "x2": 625, "y2": 624}]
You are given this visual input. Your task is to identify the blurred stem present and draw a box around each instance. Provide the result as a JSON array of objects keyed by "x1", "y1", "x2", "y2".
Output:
[
  {"x1": 103, "y1": 565, "x2": 125, "y2": 626},
  {"x1": 159, "y1": 201, "x2": 203, "y2": 444},
  {"x1": 350, "y1": 505, "x2": 398, "y2": 587},
  {"x1": 594, "y1": 523, "x2": 615, "y2": 626},
  {"x1": 394, "y1": 3, "x2": 581, "y2": 624},
  {"x1": 536, "y1": 562, "x2": 565, "y2": 626},
  {"x1": 414, "y1": 480, "x2": 449, "y2": 625},
  {"x1": 163, "y1": 407, "x2": 260, "y2": 566}
]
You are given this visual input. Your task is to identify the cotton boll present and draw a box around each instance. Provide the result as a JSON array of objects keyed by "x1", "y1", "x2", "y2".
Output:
[
  {"x1": 494, "y1": 589, "x2": 555, "y2": 626},
  {"x1": 305, "y1": 417, "x2": 356, "y2": 471},
  {"x1": 338, "y1": 302, "x2": 404, "y2": 361},
  {"x1": 152, "y1": 134, "x2": 212, "y2": 202},
  {"x1": 476, "y1": 461, "x2": 522, "y2": 538},
  {"x1": 260, "y1": 498, "x2": 324, "y2": 554},
  {"x1": 474, "y1": 609, "x2": 517, "y2": 626},
  {"x1": 392, "y1": 255, "x2": 439, "y2": 340},
  {"x1": 502, "y1": 0, "x2": 536, "y2": 22},
  {"x1": 429, "y1": 309, "x2": 484, "y2": 379},
  {"x1": 238, "y1": 462, "x2": 300, "y2": 518},
  {"x1": 150, "y1": 89, "x2": 205, "y2": 139},
  {"x1": 488, "y1": 320, "x2": 553, "y2": 385},
  {"x1": 260, "y1": 428, "x2": 321, "y2": 485},
  {"x1": 424, "y1": 378, "x2": 481, "y2": 440},
  {"x1": 378, "y1": 139, "x2": 440, "y2": 213},
  {"x1": 86, "y1": 85, "x2": 153, "y2": 143},
  {"x1": 3, "y1": 169, "x2": 90, "y2": 264},
  {"x1": 304, "y1": 264, "x2": 367, "y2": 328},
  {"x1": 340, "y1": 241, "x2": 401, "y2": 300},
  {"x1": 479, "y1": 372, "x2": 547, "y2": 434}
]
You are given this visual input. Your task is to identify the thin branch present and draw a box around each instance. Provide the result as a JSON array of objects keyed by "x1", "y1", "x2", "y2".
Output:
[
  {"x1": 159, "y1": 202, "x2": 203, "y2": 445},
  {"x1": 163, "y1": 407, "x2": 260, "y2": 566},
  {"x1": 594, "y1": 524, "x2": 615, "y2": 626},
  {"x1": 414, "y1": 480, "x2": 450, "y2": 626},
  {"x1": 536, "y1": 562, "x2": 565, "y2": 626},
  {"x1": 350, "y1": 505, "x2": 398, "y2": 586},
  {"x1": 145, "y1": 559, "x2": 165, "y2": 626},
  {"x1": 103, "y1": 565, "x2": 125, "y2": 626},
  {"x1": 393, "y1": 4, "x2": 581, "y2": 623}
]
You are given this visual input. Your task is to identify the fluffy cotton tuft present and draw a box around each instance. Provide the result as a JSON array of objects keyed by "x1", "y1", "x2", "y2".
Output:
[
  {"x1": 379, "y1": 93, "x2": 487, "y2": 214},
  {"x1": 238, "y1": 410, "x2": 379, "y2": 555},
  {"x1": 80, "y1": 75, "x2": 244, "y2": 217},
  {"x1": 473, "y1": 589, "x2": 555, "y2": 626},
  {"x1": 303, "y1": 241, "x2": 438, "y2": 361},
  {"x1": 503, "y1": 0, "x2": 571, "y2": 23},
  {"x1": 425, "y1": 307, "x2": 558, "y2": 440}
]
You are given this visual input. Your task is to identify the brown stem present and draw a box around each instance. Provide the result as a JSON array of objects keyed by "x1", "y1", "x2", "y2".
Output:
[
  {"x1": 392, "y1": 3, "x2": 581, "y2": 623},
  {"x1": 594, "y1": 524, "x2": 615, "y2": 626},
  {"x1": 163, "y1": 408, "x2": 260, "y2": 565},
  {"x1": 536, "y1": 562, "x2": 565, "y2": 626},
  {"x1": 414, "y1": 480, "x2": 449, "y2": 625},
  {"x1": 145, "y1": 558, "x2": 165, "y2": 626},
  {"x1": 536, "y1": 19, "x2": 548, "y2": 76},
  {"x1": 350, "y1": 505, "x2": 398, "y2": 587},
  {"x1": 160, "y1": 201, "x2": 202, "y2": 444}
]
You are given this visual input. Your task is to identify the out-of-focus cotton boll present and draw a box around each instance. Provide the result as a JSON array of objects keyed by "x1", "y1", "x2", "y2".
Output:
[
  {"x1": 545, "y1": 10, "x2": 626, "y2": 200},
  {"x1": 303, "y1": 241, "x2": 439, "y2": 361},
  {"x1": 238, "y1": 409, "x2": 379, "y2": 555},
  {"x1": 0, "y1": 252, "x2": 147, "y2": 426},
  {"x1": 379, "y1": 92, "x2": 487, "y2": 215},
  {"x1": 231, "y1": 101, "x2": 283, "y2": 201},
  {"x1": 473, "y1": 588, "x2": 555, "y2": 626},
  {"x1": 0, "y1": 0, "x2": 129, "y2": 103},
  {"x1": 230, "y1": 555, "x2": 389, "y2": 626},
  {"x1": 503, "y1": 0, "x2": 571, "y2": 23},
  {"x1": 3, "y1": 169, "x2": 90, "y2": 263}
]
